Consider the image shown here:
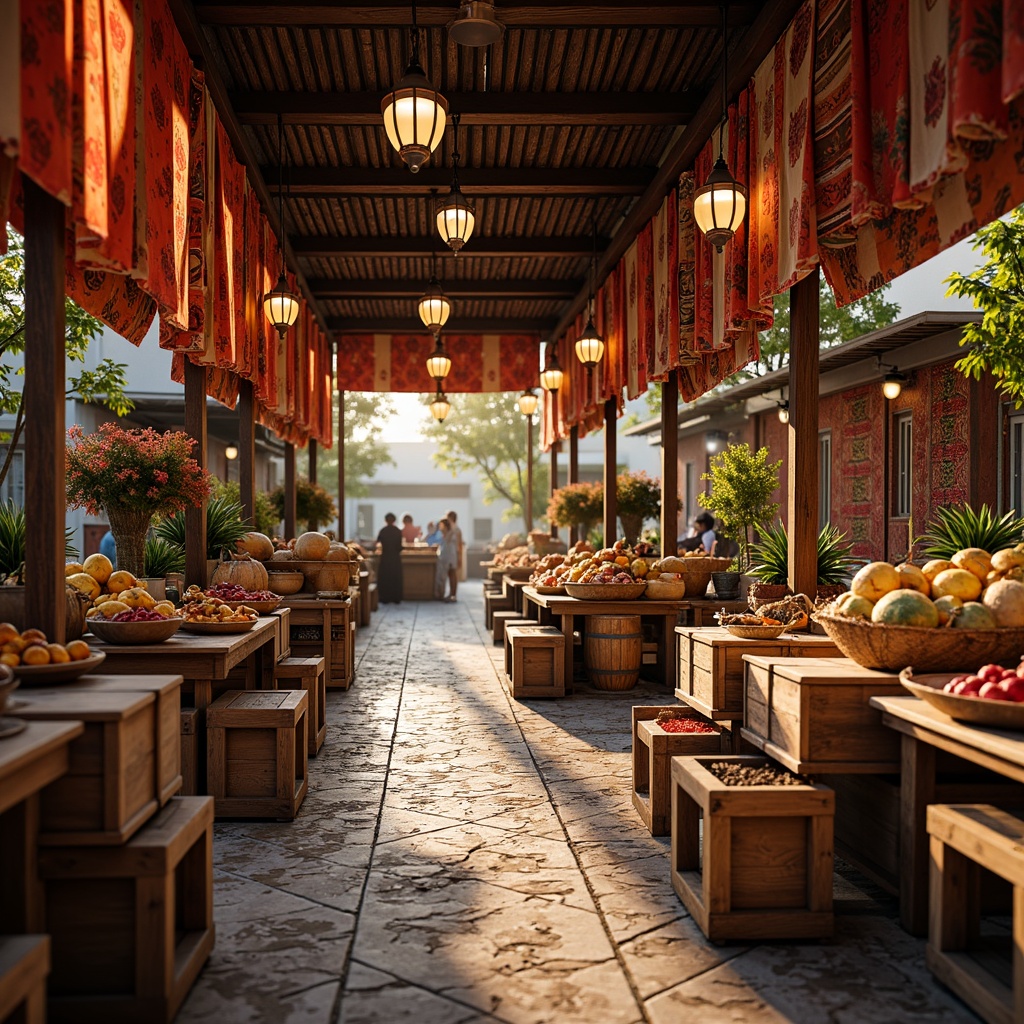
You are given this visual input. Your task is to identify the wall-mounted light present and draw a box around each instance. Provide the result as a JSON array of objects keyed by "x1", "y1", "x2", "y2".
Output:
[
  {"x1": 777, "y1": 401, "x2": 790, "y2": 425},
  {"x1": 225, "y1": 444, "x2": 239, "y2": 461},
  {"x1": 878, "y1": 359, "x2": 908, "y2": 400},
  {"x1": 704, "y1": 430, "x2": 728, "y2": 455}
]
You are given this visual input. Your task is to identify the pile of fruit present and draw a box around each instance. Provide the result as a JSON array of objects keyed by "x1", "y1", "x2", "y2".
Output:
[
  {"x1": 66, "y1": 553, "x2": 158, "y2": 616},
  {"x1": 830, "y1": 546, "x2": 1024, "y2": 630},
  {"x1": 0, "y1": 623, "x2": 93, "y2": 667},
  {"x1": 88, "y1": 594, "x2": 177, "y2": 621},
  {"x1": 717, "y1": 612, "x2": 785, "y2": 627},
  {"x1": 205, "y1": 583, "x2": 277, "y2": 603},
  {"x1": 528, "y1": 539, "x2": 674, "y2": 587},
  {"x1": 493, "y1": 546, "x2": 539, "y2": 568},
  {"x1": 942, "y1": 661, "x2": 1024, "y2": 701},
  {"x1": 180, "y1": 586, "x2": 259, "y2": 623}
]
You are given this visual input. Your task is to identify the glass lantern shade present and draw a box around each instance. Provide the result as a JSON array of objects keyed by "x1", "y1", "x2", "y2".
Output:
[
  {"x1": 381, "y1": 64, "x2": 448, "y2": 174},
  {"x1": 417, "y1": 279, "x2": 451, "y2": 335},
  {"x1": 425, "y1": 340, "x2": 452, "y2": 381},
  {"x1": 882, "y1": 373, "x2": 905, "y2": 400},
  {"x1": 693, "y1": 156, "x2": 748, "y2": 252},
  {"x1": 574, "y1": 317, "x2": 604, "y2": 368},
  {"x1": 430, "y1": 388, "x2": 451, "y2": 421},
  {"x1": 777, "y1": 402, "x2": 790, "y2": 425},
  {"x1": 540, "y1": 364, "x2": 564, "y2": 393},
  {"x1": 264, "y1": 273, "x2": 301, "y2": 337},
  {"x1": 517, "y1": 390, "x2": 539, "y2": 417},
  {"x1": 436, "y1": 187, "x2": 476, "y2": 253}
]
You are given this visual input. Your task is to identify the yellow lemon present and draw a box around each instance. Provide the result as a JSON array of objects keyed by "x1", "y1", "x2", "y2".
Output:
[
  {"x1": 922, "y1": 559, "x2": 952, "y2": 583},
  {"x1": 66, "y1": 572, "x2": 100, "y2": 602},
  {"x1": 951, "y1": 547, "x2": 993, "y2": 582},
  {"x1": 64, "y1": 562, "x2": 85, "y2": 577},
  {"x1": 895, "y1": 563, "x2": 930, "y2": 595},
  {"x1": 850, "y1": 562, "x2": 901, "y2": 602},
  {"x1": 82, "y1": 553, "x2": 113, "y2": 584},
  {"x1": 992, "y1": 548, "x2": 1024, "y2": 573},
  {"x1": 106, "y1": 571, "x2": 137, "y2": 594},
  {"x1": 931, "y1": 568, "x2": 983, "y2": 603}
]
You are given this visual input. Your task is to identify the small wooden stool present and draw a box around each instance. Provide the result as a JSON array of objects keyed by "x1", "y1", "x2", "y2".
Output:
[
  {"x1": 631, "y1": 706, "x2": 722, "y2": 836},
  {"x1": 275, "y1": 656, "x2": 327, "y2": 756},
  {"x1": 492, "y1": 611, "x2": 532, "y2": 646},
  {"x1": 207, "y1": 690, "x2": 308, "y2": 819},
  {"x1": 39, "y1": 797, "x2": 214, "y2": 1024},
  {"x1": 671, "y1": 755, "x2": 834, "y2": 941},
  {"x1": 484, "y1": 591, "x2": 514, "y2": 629},
  {"x1": 927, "y1": 803, "x2": 1024, "y2": 1024},
  {"x1": 180, "y1": 707, "x2": 198, "y2": 796},
  {"x1": 0, "y1": 935, "x2": 48, "y2": 1024},
  {"x1": 504, "y1": 625, "x2": 566, "y2": 699}
]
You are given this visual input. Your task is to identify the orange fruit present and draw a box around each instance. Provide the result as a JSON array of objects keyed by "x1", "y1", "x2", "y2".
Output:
[
  {"x1": 931, "y1": 568, "x2": 984, "y2": 603},
  {"x1": 65, "y1": 640, "x2": 92, "y2": 662},
  {"x1": 2, "y1": 638, "x2": 26, "y2": 654},
  {"x1": 0, "y1": 622, "x2": 19, "y2": 644},
  {"x1": 21, "y1": 645, "x2": 51, "y2": 665},
  {"x1": 20, "y1": 629, "x2": 47, "y2": 644},
  {"x1": 951, "y1": 547, "x2": 993, "y2": 582},
  {"x1": 0, "y1": 652, "x2": 19, "y2": 667},
  {"x1": 46, "y1": 643, "x2": 71, "y2": 664}
]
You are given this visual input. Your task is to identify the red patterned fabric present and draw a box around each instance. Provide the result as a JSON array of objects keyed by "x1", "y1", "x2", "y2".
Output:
[
  {"x1": 1005, "y1": 0, "x2": 1024, "y2": 103},
  {"x1": 65, "y1": 254, "x2": 156, "y2": 342},
  {"x1": 71, "y1": 0, "x2": 107, "y2": 244},
  {"x1": 623, "y1": 239, "x2": 643, "y2": 400},
  {"x1": 649, "y1": 191, "x2": 679, "y2": 381},
  {"x1": 597, "y1": 263, "x2": 625, "y2": 402},
  {"x1": 212, "y1": 118, "x2": 244, "y2": 371},
  {"x1": 636, "y1": 223, "x2": 655, "y2": 396}
]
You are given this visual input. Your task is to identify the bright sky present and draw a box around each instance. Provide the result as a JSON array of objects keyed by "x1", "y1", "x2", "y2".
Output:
[{"x1": 379, "y1": 392, "x2": 432, "y2": 442}]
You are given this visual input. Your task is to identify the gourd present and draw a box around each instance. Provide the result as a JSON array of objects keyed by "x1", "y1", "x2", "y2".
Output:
[
  {"x1": 293, "y1": 532, "x2": 331, "y2": 561},
  {"x1": 237, "y1": 532, "x2": 274, "y2": 561},
  {"x1": 210, "y1": 553, "x2": 269, "y2": 592},
  {"x1": 325, "y1": 543, "x2": 351, "y2": 562}
]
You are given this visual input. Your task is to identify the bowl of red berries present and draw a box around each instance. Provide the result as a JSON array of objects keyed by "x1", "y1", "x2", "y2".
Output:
[
  {"x1": 87, "y1": 607, "x2": 184, "y2": 645},
  {"x1": 900, "y1": 663, "x2": 1024, "y2": 729},
  {"x1": 204, "y1": 583, "x2": 282, "y2": 615}
]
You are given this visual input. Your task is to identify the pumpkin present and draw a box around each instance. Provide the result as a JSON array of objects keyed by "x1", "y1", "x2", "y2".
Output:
[
  {"x1": 294, "y1": 532, "x2": 331, "y2": 560},
  {"x1": 325, "y1": 543, "x2": 351, "y2": 562},
  {"x1": 237, "y1": 532, "x2": 274, "y2": 561},
  {"x1": 210, "y1": 553, "x2": 269, "y2": 592}
]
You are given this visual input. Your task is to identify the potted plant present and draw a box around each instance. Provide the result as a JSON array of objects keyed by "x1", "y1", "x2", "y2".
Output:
[
  {"x1": 546, "y1": 482, "x2": 604, "y2": 543},
  {"x1": 270, "y1": 477, "x2": 337, "y2": 536},
  {"x1": 616, "y1": 471, "x2": 666, "y2": 546},
  {"x1": 748, "y1": 520, "x2": 859, "y2": 604},
  {"x1": 141, "y1": 537, "x2": 186, "y2": 600},
  {"x1": 155, "y1": 495, "x2": 252, "y2": 579},
  {"x1": 699, "y1": 443, "x2": 782, "y2": 596},
  {"x1": 920, "y1": 503, "x2": 1024, "y2": 559},
  {"x1": 66, "y1": 424, "x2": 209, "y2": 579}
]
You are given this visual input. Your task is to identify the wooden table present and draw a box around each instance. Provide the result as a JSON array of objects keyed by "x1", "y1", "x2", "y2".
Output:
[
  {"x1": 0, "y1": 719, "x2": 84, "y2": 932},
  {"x1": 521, "y1": 586, "x2": 690, "y2": 690},
  {"x1": 504, "y1": 578, "x2": 530, "y2": 614},
  {"x1": 871, "y1": 694, "x2": 1024, "y2": 935}
]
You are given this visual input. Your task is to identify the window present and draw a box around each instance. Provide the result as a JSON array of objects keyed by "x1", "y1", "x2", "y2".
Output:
[
  {"x1": 356, "y1": 504, "x2": 374, "y2": 537},
  {"x1": 818, "y1": 431, "x2": 832, "y2": 529},
  {"x1": 0, "y1": 448, "x2": 24, "y2": 507},
  {"x1": 895, "y1": 413, "x2": 913, "y2": 517},
  {"x1": 473, "y1": 518, "x2": 492, "y2": 542},
  {"x1": 1010, "y1": 415, "x2": 1024, "y2": 517}
]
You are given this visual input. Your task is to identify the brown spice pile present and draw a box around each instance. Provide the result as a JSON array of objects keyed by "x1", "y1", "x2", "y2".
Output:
[{"x1": 708, "y1": 761, "x2": 805, "y2": 787}]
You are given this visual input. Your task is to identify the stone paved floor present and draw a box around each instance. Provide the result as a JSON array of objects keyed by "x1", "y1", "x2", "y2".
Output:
[{"x1": 176, "y1": 590, "x2": 980, "y2": 1024}]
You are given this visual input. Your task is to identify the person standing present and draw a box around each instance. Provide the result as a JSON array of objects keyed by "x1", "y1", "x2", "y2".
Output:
[
  {"x1": 400, "y1": 513, "x2": 421, "y2": 545},
  {"x1": 423, "y1": 521, "x2": 442, "y2": 546},
  {"x1": 435, "y1": 518, "x2": 459, "y2": 602},
  {"x1": 376, "y1": 513, "x2": 404, "y2": 604},
  {"x1": 445, "y1": 509, "x2": 464, "y2": 580}
]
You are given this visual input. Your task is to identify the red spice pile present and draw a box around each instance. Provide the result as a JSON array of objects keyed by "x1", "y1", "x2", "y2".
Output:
[{"x1": 658, "y1": 718, "x2": 718, "y2": 734}]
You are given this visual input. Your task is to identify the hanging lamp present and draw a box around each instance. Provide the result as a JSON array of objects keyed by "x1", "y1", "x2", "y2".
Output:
[
  {"x1": 575, "y1": 215, "x2": 604, "y2": 369},
  {"x1": 517, "y1": 389, "x2": 539, "y2": 417},
  {"x1": 430, "y1": 385, "x2": 451, "y2": 422},
  {"x1": 418, "y1": 204, "x2": 452, "y2": 335},
  {"x1": 436, "y1": 113, "x2": 475, "y2": 253},
  {"x1": 381, "y1": 1, "x2": 448, "y2": 173},
  {"x1": 263, "y1": 113, "x2": 300, "y2": 338},
  {"x1": 692, "y1": 6, "x2": 747, "y2": 252},
  {"x1": 539, "y1": 342, "x2": 564, "y2": 393},
  {"x1": 426, "y1": 336, "x2": 452, "y2": 381}
]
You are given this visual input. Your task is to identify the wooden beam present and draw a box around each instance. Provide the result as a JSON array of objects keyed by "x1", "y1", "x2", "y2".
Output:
[
  {"x1": 236, "y1": 91, "x2": 695, "y2": 127},
  {"x1": 307, "y1": 439, "x2": 319, "y2": 532},
  {"x1": 603, "y1": 398, "x2": 617, "y2": 544},
  {"x1": 551, "y1": 0, "x2": 807, "y2": 342},
  {"x1": 787, "y1": 270, "x2": 819, "y2": 596},
  {"x1": 337, "y1": 391, "x2": 345, "y2": 539},
  {"x1": 569, "y1": 426, "x2": 579, "y2": 545},
  {"x1": 184, "y1": 359, "x2": 209, "y2": 588},
  {"x1": 309, "y1": 278, "x2": 581, "y2": 299},
  {"x1": 22, "y1": 178, "x2": 67, "y2": 643},
  {"x1": 550, "y1": 441, "x2": 559, "y2": 539},
  {"x1": 195, "y1": 1, "x2": 757, "y2": 28},
  {"x1": 660, "y1": 376, "x2": 679, "y2": 555},
  {"x1": 327, "y1": 315, "x2": 554, "y2": 333},
  {"x1": 297, "y1": 236, "x2": 604, "y2": 258},
  {"x1": 238, "y1": 379, "x2": 256, "y2": 527},
  {"x1": 283, "y1": 444, "x2": 297, "y2": 539}
]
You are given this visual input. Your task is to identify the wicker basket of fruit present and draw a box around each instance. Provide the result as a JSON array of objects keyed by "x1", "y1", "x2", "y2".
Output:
[
  {"x1": 88, "y1": 608, "x2": 183, "y2": 644},
  {"x1": 565, "y1": 581, "x2": 647, "y2": 601},
  {"x1": 900, "y1": 666, "x2": 1024, "y2": 728}
]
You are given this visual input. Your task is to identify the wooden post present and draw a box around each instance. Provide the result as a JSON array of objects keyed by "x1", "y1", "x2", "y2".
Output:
[
  {"x1": 525, "y1": 415, "x2": 534, "y2": 533},
  {"x1": 603, "y1": 397, "x2": 617, "y2": 545},
  {"x1": 307, "y1": 439, "x2": 318, "y2": 533},
  {"x1": 238, "y1": 379, "x2": 255, "y2": 527},
  {"x1": 569, "y1": 426, "x2": 579, "y2": 545},
  {"x1": 184, "y1": 358, "x2": 209, "y2": 589},
  {"x1": 660, "y1": 376, "x2": 679, "y2": 557},
  {"x1": 283, "y1": 443, "x2": 297, "y2": 540},
  {"x1": 549, "y1": 440, "x2": 559, "y2": 538},
  {"x1": 23, "y1": 178, "x2": 67, "y2": 643},
  {"x1": 337, "y1": 390, "x2": 345, "y2": 539},
  {"x1": 787, "y1": 269, "x2": 820, "y2": 595}
]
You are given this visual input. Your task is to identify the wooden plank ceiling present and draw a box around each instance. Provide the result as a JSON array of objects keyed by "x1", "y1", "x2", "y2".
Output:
[{"x1": 187, "y1": 0, "x2": 800, "y2": 340}]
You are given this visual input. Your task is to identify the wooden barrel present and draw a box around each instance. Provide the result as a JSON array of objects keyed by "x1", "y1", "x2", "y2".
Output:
[{"x1": 584, "y1": 614, "x2": 643, "y2": 690}]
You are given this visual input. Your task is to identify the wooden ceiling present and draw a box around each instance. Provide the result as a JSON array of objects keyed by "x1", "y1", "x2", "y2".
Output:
[{"x1": 177, "y1": 0, "x2": 804, "y2": 341}]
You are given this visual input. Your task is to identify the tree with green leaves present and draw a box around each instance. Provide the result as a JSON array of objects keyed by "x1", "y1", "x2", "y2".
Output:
[
  {"x1": 426, "y1": 392, "x2": 550, "y2": 534},
  {"x1": 946, "y1": 206, "x2": 1024, "y2": 404},
  {"x1": 314, "y1": 391, "x2": 396, "y2": 500},
  {"x1": 0, "y1": 228, "x2": 133, "y2": 490}
]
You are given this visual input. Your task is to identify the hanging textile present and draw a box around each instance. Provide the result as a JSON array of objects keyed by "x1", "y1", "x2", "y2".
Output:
[
  {"x1": 212, "y1": 117, "x2": 245, "y2": 371},
  {"x1": 1005, "y1": 0, "x2": 1024, "y2": 103},
  {"x1": 649, "y1": 190, "x2": 679, "y2": 381},
  {"x1": 65, "y1": 257, "x2": 156, "y2": 343},
  {"x1": 623, "y1": 239, "x2": 645, "y2": 400},
  {"x1": 596, "y1": 264, "x2": 625, "y2": 403},
  {"x1": 71, "y1": 0, "x2": 108, "y2": 245},
  {"x1": 636, "y1": 223, "x2": 655, "y2": 394}
]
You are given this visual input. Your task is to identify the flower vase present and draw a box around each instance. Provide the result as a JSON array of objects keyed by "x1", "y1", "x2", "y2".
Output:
[
  {"x1": 105, "y1": 506, "x2": 152, "y2": 579},
  {"x1": 619, "y1": 514, "x2": 644, "y2": 546}
]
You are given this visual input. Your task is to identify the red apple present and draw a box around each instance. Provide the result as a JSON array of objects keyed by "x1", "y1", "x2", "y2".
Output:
[
  {"x1": 980, "y1": 681, "x2": 1014, "y2": 700},
  {"x1": 959, "y1": 676, "x2": 983, "y2": 695},
  {"x1": 1002, "y1": 677, "x2": 1024, "y2": 702},
  {"x1": 978, "y1": 664, "x2": 1004, "y2": 683}
]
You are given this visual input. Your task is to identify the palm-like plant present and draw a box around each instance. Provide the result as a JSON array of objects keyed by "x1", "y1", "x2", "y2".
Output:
[
  {"x1": 749, "y1": 521, "x2": 858, "y2": 585},
  {"x1": 143, "y1": 537, "x2": 186, "y2": 578},
  {"x1": 154, "y1": 496, "x2": 250, "y2": 559},
  {"x1": 0, "y1": 501, "x2": 76, "y2": 582},
  {"x1": 921, "y1": 504, "x2": 1024, "y2": 560}
]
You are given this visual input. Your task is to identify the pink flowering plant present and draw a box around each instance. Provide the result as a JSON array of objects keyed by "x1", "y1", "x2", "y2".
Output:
[{"x1": 66, "y1": 424, "x2": 210, "y2": 576}]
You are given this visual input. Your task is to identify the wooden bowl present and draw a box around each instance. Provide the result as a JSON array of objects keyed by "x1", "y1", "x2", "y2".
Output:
[
  {"x1": 565, "y1": 582, "x2": 647, "y2": 601},
  {"x1": 643, "y1": 579, "x2": 687, "y2": 600},
  {"x1": 531, "y1": 584, "x2": 566, "y2": 595},
  {"x1": 13, "y1": 651, "x2": 106, "y2": 684},
  {"x1": 88, "y1": 616, "x2": 183, "y2": 645},
  {"x1": 900, "y1": 670, "x2": 1024, "y2": 729},
  {"x1": 267, "y1": 571, "x2": 305, "y2": 595},
  {"x1": 725, "y1": 623, "x2": 788, "y2": 640}
]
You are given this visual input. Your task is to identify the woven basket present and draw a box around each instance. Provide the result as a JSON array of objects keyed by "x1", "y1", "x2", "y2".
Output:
[
  {"x1": 814, "y1": 610, "x2": 1024, "y2": 672},
  {"x1": 643, "y1": 579, "x2": 687, "y2": 600},
  {"x1": 676, "y1": 557, "x2": 733, "y2": 600},
  {"x1": 502, "y1": 565, "x2": 536, "y2": 580},
  {"x1": 724, "y1": 623, "x2": 789, "y2": 640},
  {"x1": 532, "y1": 584, "x2": 566, "y2": 595},
  {"x1": 565, "y1": 582, "x2": 647, "y2": 601}
]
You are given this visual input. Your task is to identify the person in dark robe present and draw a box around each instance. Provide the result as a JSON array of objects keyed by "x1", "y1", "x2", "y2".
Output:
[{"x1": 376, "y1": 512, "x2": 403, "y2": 604}]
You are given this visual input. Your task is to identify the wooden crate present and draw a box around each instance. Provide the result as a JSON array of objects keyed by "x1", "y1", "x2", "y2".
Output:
[
  {"x1": 39, "y1": 796, "x2": 214, "y2": 1024},
  {"x1": 676, "y1": 628, "x2": 841, "y2": 720},
  {"x1": 0, "y1": 935, "x2": 48, "y2": 1024},
  {"x1": 63, "y1": 675, "x2": 183, "y2": 805},
  {"x1": 269, "y1": 607, "x2": 291, "y2": 662},
  {"x1": 504, "y1": 625, "x2": 565, "y2": 699},
  {"x1": 275, "y1": 656, "x2": 327, "y2": 756},
  {"x1": 493, "y1": 611, "x2": 532, "y2": 645},
  {"x1": 671, "y1": 755, "x2": 835, "y2": 941},
  {"x1": 207, "y1": 690, "x2": 308, "y2": 819},
  {"x1": 282, "y1": 598, "x2": 352, "y2": 690},
  {"x1": 15, "y1": 690, "x2": 159, "y2": 846},
  {"x1": 485, "y1": 591, "x2": 514, "y2": 629},
  {"x1": 926, "y1": 803, "x2": 1024, "y2": 1024},
  {"x1": 180, "y1": 708, "x2": 198, "y2": 797},
  {"x1": 741, "y1": 656, "x2": 903, "y2": 773},
  {"x1": 631, "y1": 707, "x2": 723, "y2": 836}
]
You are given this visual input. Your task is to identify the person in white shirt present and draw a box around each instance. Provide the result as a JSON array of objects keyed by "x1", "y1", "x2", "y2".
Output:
[{"x1": 694, "y1": 512, "x2": 717, "y2": 554}]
